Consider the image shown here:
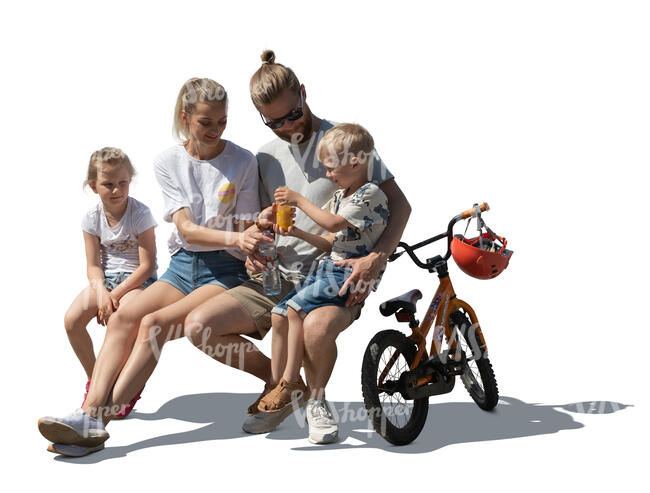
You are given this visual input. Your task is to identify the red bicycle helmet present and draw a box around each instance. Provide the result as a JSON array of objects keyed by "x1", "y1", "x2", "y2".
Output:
[{"x1": 451, "y1": 224, "x2": 513, "y2": 280}]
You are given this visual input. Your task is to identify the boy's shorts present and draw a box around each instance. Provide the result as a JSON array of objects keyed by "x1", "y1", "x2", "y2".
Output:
[
  {"x1": 158, "y1": 249, "x2": 248, "y2": 296},
  {"x1": 271, "y1": 260, "x2": 353, "y2": 317},
  {"x1": 104, "y1": 271, "x2": 157, "y2": 291},
  {"x1": 226, "y1": 261, "x2": 362, "y2": 340}
]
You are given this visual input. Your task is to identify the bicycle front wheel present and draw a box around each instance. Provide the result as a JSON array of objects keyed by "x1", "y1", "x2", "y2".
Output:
[
  {"x1": 449, "y1": 308, "x2": 499, "y2": 410},
  {"x1": 361, "y1": 330, "x2": 429, "y2": 445}
]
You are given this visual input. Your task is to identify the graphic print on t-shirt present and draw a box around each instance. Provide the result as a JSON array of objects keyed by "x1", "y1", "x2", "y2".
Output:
[
  {"x1": 218, "y1": 182, "x2": 236, "y2": 203},
  {"x1": 104, "y1": 235, "x2": 139, "y2": 253}
]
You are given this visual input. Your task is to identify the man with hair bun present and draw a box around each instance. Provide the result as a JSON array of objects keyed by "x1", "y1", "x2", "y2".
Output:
[{"x1": 185, "y1": 50, "x2": 411, "y2": 444}]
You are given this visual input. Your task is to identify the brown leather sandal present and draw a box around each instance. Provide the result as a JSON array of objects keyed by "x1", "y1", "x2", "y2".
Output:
[
  {"x1": 247, "y1": 382, "x2": 274, "y2": 416},
  {"x1": 258, "y1": 377, "x2": 309, "y2": 413}
]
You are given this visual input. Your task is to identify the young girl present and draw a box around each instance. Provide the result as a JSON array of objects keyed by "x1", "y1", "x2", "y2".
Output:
[
  {"x1": 65, "y1": 147, "x2": 157, "y2": 414},
  {"x1": 40, "y1": 78, "x2": 266, "y2": 457},
  {"x1": 258, "y1": 123, "x2": 390, "y2": 414}
]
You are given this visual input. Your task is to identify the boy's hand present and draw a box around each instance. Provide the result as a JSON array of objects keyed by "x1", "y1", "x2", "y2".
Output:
[
  {"x1": 274, "y1": 187, "x2": 301, "y2": 207},
  {"x1": 274, "y1": 223, "x2": 298, "y2": 236}
]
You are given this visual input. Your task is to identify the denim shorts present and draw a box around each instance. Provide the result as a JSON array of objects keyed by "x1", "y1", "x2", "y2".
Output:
[
  {"x1": 104, "y1": 271, "x2": 157, "y2": 291},
  {"x1": 271, "y1": 260, "x2": 353, "y2": 317},
  {"x1": 159, "y1": 249, "x2": 248, "y2": 296}
]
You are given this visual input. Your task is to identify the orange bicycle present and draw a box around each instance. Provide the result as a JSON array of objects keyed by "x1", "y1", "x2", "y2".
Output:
[{"x1": 361, "y1": 203, "x2": 513, "y2": 445}]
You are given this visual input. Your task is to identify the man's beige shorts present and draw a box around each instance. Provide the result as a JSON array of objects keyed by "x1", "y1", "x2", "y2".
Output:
[{"x1": 225, "y1": 273, "x2": 363, "y2": 340}]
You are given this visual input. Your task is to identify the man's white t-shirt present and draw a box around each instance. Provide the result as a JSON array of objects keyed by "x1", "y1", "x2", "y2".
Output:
[
  {"x1": 81, "y1": 196, "x2": 158, "y2": 275},
  {"x1": 153, "y1": 141, "x2": 260, "y2": 258}
]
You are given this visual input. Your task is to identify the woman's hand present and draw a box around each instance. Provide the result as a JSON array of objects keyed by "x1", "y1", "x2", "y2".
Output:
[
  {"x1": 237, "y1": 227, "x2": 272, "y2": 255},
  {"x1": 274, "y1": 187, "x2": 302, "y2": 207}
]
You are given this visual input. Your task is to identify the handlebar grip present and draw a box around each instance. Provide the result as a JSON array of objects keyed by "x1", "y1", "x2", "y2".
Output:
[{"x1": 460, "y1": 202, "x2": 490, "y2": 219}]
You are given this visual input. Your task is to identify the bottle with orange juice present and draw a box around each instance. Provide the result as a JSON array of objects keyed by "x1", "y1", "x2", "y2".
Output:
[{"x1": 276, "y1": 186, "x2": 294, "y2": 231}]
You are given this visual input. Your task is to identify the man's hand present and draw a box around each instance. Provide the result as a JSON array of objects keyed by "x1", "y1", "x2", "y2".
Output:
[
  {"x1": 246, "y1": 252, "x2": 267, "y2": 273},
  {"x1": 334, "y1": 252, "x2": 387, "y2": 307},
  {"x1": 256, "y1": 204, "x2": 277, "y2": 230},
  {"x1": 274, "y1": 187, "x2": 302, "y2": 207}
]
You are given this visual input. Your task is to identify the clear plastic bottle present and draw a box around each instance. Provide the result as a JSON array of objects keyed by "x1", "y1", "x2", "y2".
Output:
[{"x1": 259, "y1": 231, "x2": 282, "y2": 296}]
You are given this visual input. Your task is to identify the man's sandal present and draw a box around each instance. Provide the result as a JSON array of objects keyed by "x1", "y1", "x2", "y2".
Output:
[
  {"x1": 247, "y1": 382, "x2": 274, "y2": 416},
  {"x1": 258, "y1": 377, "x2": 309, "y2": 413}
]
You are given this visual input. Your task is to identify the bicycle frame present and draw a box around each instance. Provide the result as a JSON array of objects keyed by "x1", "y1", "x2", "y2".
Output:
[{"x1": 378, "y1": 202, "x2": 491, "y2": 391}]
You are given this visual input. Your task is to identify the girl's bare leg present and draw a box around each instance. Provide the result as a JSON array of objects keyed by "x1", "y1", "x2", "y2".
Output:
[
  {"x1": 63, "y1": 285, "x2": 103, "y2": 380},
  {"x1": 106, "y1": 284, "x2": 227, "y2": 423},
  {"x1": 82, "y1": 282, "x2": 185, "y2": 418},
  {"x1": 282, "y1": 307, "x2": 304, "y2": 383}
]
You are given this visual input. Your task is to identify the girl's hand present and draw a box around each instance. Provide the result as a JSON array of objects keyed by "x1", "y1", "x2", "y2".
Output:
[
  {"x1": 274, "y1": 187, "x2": 301, "y2": 207},
  {"x1": 97, "y1": 288, "x2": 115, "y2": 325}
]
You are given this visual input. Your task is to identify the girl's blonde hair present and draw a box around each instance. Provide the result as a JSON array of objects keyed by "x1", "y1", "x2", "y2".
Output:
[
  {"x1": 317, "y1": 123, "x2": 374, "y2": 167},
  {"x1": 173, "y1": 78, "x2": 228, "y2": 141},
  {"x1": 84, "y1": 147, "x2": 135, "y2": 188},
  {"x1": 249, "y1": 50, "x2": 301, "y2": 108}
]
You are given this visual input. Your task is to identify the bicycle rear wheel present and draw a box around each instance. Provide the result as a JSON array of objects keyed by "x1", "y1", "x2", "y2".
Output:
[
  {"x1": 449, "y1": 308, "x2": 499, "y2": 410},
  {"x1": 361, "y1": 330, "x2": 429, "y2": 445}
]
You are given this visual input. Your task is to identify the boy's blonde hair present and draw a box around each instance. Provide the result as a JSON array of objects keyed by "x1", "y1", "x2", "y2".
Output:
[
  {"x1": 249, "y1": 50, "x2": 300, "y2": 108},
  {"x1": 85, "y1": 147, "x2": 135, "y2": 188},
  {"x1": 317, "y1": 123, "x2": 374, "y2": 167},
  {"x1": 173, "y1": 77, "x2": 228, "y2": 141}
]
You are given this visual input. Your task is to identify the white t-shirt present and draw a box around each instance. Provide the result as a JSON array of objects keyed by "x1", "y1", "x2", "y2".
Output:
[
  {"x1": 81, "y1": 196, "x2": 158, "y2": 275},
  {"x1": 153, "y1": 141, "x2": 260, "y2": 257}
]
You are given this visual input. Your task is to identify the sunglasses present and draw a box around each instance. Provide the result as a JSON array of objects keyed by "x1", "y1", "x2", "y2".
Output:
[{"x1": 260, "y1": 91, "x2": 304, "y2": 129}]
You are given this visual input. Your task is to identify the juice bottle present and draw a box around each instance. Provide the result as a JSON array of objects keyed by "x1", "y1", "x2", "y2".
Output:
[{"x1": 275, "y1": 186, "x2": 294, "y2": 230}]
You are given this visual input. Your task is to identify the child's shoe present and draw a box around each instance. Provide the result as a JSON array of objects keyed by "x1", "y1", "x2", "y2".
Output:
[
  {"x1": 47, "y1": 442, "x2": 105, "y2": 457},
  {"x1": 112, "y1": 387, "x2": 144, "y2": 419},
  {"x1": 247, "y1": 382, "x2": 274, "y2": 416},
  {"x1": 80, "y1": 380, "x2": 91, "y2": 408},
  {"x1": 258, "y1": 377, "x2": 309, "y2": 413}
]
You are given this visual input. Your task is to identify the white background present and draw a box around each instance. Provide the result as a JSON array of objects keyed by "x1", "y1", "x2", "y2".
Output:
[{"x1": 1, "y1": 0, "x2": 648, "y2": 490}]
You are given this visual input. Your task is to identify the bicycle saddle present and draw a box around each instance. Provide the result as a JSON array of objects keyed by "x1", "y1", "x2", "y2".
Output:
[{"x1": 379, "y1": 289, "x2": 423, "y2": 317}]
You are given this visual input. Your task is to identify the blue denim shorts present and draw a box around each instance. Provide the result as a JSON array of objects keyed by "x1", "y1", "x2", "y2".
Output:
[
  {"x1": 104, "y1": 271, "x2": 157, "y2": 291},
  {"x1": 271, "y1": 260, "x2": 353, "y2": 317},
  {"x1": 159, "y1": 249, "x2": 248, "y2": 296}
]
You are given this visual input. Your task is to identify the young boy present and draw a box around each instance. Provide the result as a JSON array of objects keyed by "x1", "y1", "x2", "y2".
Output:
[{"x1": 258, "y1": 123, "x2": 390, "y2": 413}]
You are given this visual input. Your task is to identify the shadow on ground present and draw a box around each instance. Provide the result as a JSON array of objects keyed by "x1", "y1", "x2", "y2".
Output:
[{"x1": 54, "y1": 394, "x2": 632, "y2": 463}]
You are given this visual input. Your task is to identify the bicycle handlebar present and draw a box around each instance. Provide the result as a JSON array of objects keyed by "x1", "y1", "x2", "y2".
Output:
[{"x1": 389, "y1": 202, "x2": 490, "y2": 269}]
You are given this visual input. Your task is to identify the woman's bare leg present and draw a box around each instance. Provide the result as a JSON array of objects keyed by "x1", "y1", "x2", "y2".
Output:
[
  {"x1": 106, "y1": 284, "x2": 227, "y2": 423},
  {"x1": 81, "y1": 282, "x2": 185, "y2": 418}
]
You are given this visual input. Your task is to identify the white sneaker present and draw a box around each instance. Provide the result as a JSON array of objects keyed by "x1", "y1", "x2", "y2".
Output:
[
  {"x1": 47, "y1": 442, "x2": 105, "y2": 457},
  {"x1": 38, "y1": 409, "x2": 109, "y2": 447},
  {"x1": 306, "y1": 399, "x2": 338, "y2": 444}
]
